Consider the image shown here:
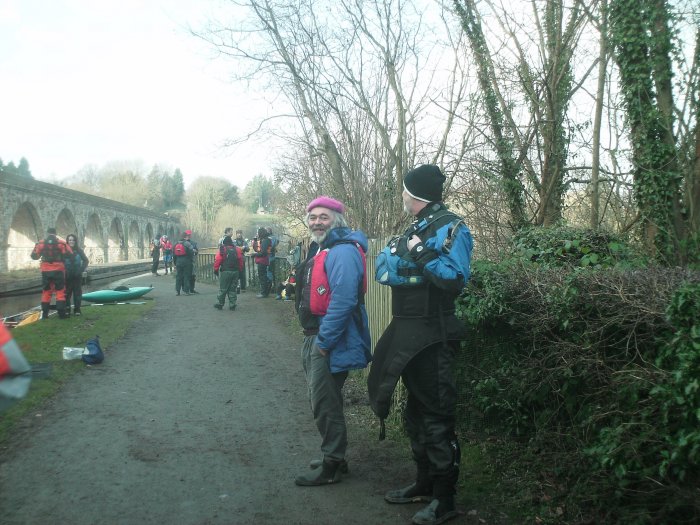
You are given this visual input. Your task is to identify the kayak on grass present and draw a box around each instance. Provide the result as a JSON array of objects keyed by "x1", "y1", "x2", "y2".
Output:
[
  {"x1": 82, "y1": 286, "x2": 153, "y2": 303},
  {"x1": 2, "y1": 308, "x2": 43, "y2": 329}
]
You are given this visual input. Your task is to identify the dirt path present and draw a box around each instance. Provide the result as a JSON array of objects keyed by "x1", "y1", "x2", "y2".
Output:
[{"x1": 0, "y1": 273, "x2": 474, "y2": 525}]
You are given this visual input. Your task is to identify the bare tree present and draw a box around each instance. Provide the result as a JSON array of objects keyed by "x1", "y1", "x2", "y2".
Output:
[
  {"x1": 454, "y1": 0, "x2": 593, "y2": 228},
  {"x1": 196, "y1": 0, "x2": 476, "y2": 237}
]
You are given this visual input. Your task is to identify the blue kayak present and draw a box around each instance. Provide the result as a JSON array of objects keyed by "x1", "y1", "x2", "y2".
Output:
[{"x1": 82, "y1": 286, "x2": 153, "y2": 303}]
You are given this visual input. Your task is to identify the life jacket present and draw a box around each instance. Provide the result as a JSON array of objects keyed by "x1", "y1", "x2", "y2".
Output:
[
  {"x1": 173, "y1": 242, "x2": 187, "y2": 257},
  {"x1": 41, "y1": 236, "x2": 63, "y2": 263},
  {"x1": 253, "y1": 238, "x2": 271, "y2": 256},
  {"x1": 304, "y1": 242, "x2": 366, "y2": 316},
  {"x1": 220, "y1": 245, "x2": 244, "y2": 271},
  {"x1": 375, "y1": 209, "x2": 460, "y2": 287}
]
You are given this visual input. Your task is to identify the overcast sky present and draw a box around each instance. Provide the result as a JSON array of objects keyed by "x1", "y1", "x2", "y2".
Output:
[{"x1": 0, "y1": 0, "x2": 275, "y2": 190}]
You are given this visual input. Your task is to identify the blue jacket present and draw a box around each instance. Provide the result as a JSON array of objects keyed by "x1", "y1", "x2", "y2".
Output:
[{"x1": 315, "y1": 227, "x2": 372, "y2": 373}]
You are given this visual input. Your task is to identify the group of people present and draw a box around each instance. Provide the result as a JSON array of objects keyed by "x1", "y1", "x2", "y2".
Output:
[
  {"x1": 250, "y1": 226, "x2": 279, "y2": 298},
  {"x1": 30, "y1": 228, "x2": 89, "y2": 319},
  {"x1": 149, "y1": 230, "x2": 201, "y2": 296},
  {"x1": 293, "y1": 164, "x2": 473, "y2": 525},
  {"x1": 171, "y1": 230, "x2": 199, "y2": 296},
  {"x1": 27, "y1": 163, "x2": 471, "y2": 525},
  {"x1": 150, "y1": 235, "x2": 174, "y2": 276}
]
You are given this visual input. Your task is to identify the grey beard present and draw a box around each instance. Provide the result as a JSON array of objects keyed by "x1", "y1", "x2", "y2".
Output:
[{"x1": 311, "y1": 230, "x2": 328, "y2": 244}]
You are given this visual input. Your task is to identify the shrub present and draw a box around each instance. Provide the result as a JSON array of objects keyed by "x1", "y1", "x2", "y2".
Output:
[{"x1": 455, "y1": 226, "x2": 700, "y2": 523}]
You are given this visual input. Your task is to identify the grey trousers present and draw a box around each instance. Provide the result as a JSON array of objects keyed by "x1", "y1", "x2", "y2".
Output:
[
  {"x1": 301, "y1": 336, "x2": 348, "y2": 462},
  {"x1": 216, "y1": 270, "x2": 239, "y2": 307}
]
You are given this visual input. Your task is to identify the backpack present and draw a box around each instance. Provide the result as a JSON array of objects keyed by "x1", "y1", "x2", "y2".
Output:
[
  {"x1": 82, "y1": 336, "x2": 104, "y2": 365},
  {"x1": 173, "y1": 242, "x2": 187, "y2": 257},
  {"x1": 64, "y1": 252, "x2": 83, "y2": 278},
  {"x1": 221, "y1": 245, "x2": 243, "y2": 271}
]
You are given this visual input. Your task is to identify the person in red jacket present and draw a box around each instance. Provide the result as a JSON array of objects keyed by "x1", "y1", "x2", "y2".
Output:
[
  {"x1": 160, "y1": 235, "x2": 173, "y2": 275},
  {"x1": 213, "y1": 234, "x2": 244, "y2": 311},
  {"x1": 30, "y1": 227, "x2": 73, "y2": 319}
]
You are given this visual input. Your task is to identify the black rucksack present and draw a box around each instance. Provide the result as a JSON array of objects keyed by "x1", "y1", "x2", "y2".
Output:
[{"x1": 221, "y1": 245, "x2": 242, "y2": 270}]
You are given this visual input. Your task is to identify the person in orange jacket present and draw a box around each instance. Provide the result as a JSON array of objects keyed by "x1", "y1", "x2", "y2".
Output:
[
  {"x1": 30, "y1": 227, "x2": 73, "y2": 319},
  {"x1": 0, "y1": 320, "x2": 31, "y2": 403}
]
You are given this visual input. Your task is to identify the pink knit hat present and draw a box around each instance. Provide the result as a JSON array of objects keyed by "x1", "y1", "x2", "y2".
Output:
[{"x1": 306, "y1": 196, "x2": 345, "y2": 214}]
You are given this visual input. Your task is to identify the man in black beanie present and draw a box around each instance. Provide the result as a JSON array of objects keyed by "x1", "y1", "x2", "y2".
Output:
[{"x1": 368, "y1": 164, "x2": 474, "y2": 525}]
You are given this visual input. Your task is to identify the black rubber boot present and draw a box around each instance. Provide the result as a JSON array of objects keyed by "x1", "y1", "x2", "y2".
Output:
[
  {"x1": 309, "y1": 458, "x2": 349, "y2": 474},
  {"x1": 384, "y1": 482, "x2": 433, "y2": 504},
  {"x1": 386, "y1": 456, "x2": 432, "y2": 504},
  {"x1": 411, "y1": 497, "x2": 458, "y2": 525},
  {"x1": 294, "y1": 459, "x2": 342, "y2": 486},
  {"x1": 41, "y1": 302, "x2": 50, "y2": 320},
  {"x1": 57, "y1": 300, "x2": 68, "y2": 319}
]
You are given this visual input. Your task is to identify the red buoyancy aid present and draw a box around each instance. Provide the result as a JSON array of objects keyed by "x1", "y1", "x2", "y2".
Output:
[
  {"x1": 308, "y1": 242, "x2": 367, "y2": 316},
  {"x1": 220, "y1": 244, "x2": 244, "y2": 271}
]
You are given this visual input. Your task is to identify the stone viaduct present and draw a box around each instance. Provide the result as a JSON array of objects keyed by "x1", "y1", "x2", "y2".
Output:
[{"x1": 0, "y1": 172, "x2": 180, "y2": 273}]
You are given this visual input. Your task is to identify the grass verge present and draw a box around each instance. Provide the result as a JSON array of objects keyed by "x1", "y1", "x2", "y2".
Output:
[{"x1": 0, "y1": 300, "x2": 155, "y2": 445}]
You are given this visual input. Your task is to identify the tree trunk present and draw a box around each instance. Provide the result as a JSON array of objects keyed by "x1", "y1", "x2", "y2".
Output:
[
  {"x1": 454, "y1": 0, "x2": 527, "y2": 230},
  {"x1": 590, "y1": 0, "x2": 608, "y2": 229}
]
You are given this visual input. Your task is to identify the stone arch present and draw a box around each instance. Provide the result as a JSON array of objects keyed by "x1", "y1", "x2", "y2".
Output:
[
  {"x1": 108, "y1": 217, "x2": 126, "y2": 262},
  {"x1": 7, "y1": 202, "x2": 43, "y2": 271},
  {"x1": 145, "y1": 224, "x2": 155, "y2": 247},
  {"x1": 56, "y1": 208, "x2": 78, "y2": 240},
  {"x1": 128, "y1": 221, "x2": 141, "y2": 260},
  {"x1": 84, "y1": 213, "x2": 104, "y2": 264}
]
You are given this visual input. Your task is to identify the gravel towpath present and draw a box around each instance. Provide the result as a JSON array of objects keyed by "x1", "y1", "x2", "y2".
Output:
[{"x1": 0, "y1": 273, "x2": 476, "y2": 525}]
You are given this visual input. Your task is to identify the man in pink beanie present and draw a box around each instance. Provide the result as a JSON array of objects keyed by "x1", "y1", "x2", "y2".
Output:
[
  {"x1": 306, "y1": 196, "x2": 345, "y2": 215},
  {"x1": 293, "y1": 196, "x2": 372, "y2": 486}
]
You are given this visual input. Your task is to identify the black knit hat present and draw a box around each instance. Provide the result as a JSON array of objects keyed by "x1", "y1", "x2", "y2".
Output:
[
  {"x1": 222, "y1": 236, "x2": 234, "y2": 246},
  {"x1": 403, "y1": 164, "x2": 446, "y2": 203}
]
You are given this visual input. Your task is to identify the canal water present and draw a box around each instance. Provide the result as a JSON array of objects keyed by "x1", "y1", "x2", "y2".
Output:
[{"x1": 0, "y1": 272, "x2": 155, "y2": 319}]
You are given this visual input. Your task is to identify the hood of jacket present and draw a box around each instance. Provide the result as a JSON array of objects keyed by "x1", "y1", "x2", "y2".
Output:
[{"x1": 321, "y1": 227, "x2": 368, "y2": 252}]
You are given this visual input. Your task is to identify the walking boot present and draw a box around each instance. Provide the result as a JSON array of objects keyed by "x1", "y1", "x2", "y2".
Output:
[
  {"x1": 385, "y1": 482, "x2": 433, "y2": 504},
  {"x1": 309, "y1": 458, "x2": 349, "y2": 474},
  {"x1": 294, "y1": 459, "x2": 343, "y2": 486},
  {"x1": 411, "y1": 497, "x2": 458, "y2": 525},
  {"x1": 213, "y1": 303, "x2": 223, "y2": 310},
  {"x1": 41, "y1": 302, "x2": 50, "y2": 320}
]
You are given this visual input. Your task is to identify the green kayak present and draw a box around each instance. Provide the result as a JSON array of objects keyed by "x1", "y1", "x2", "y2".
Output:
[{"x1": 82, "y1": 286, "x2": 153, "y2": 303}]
